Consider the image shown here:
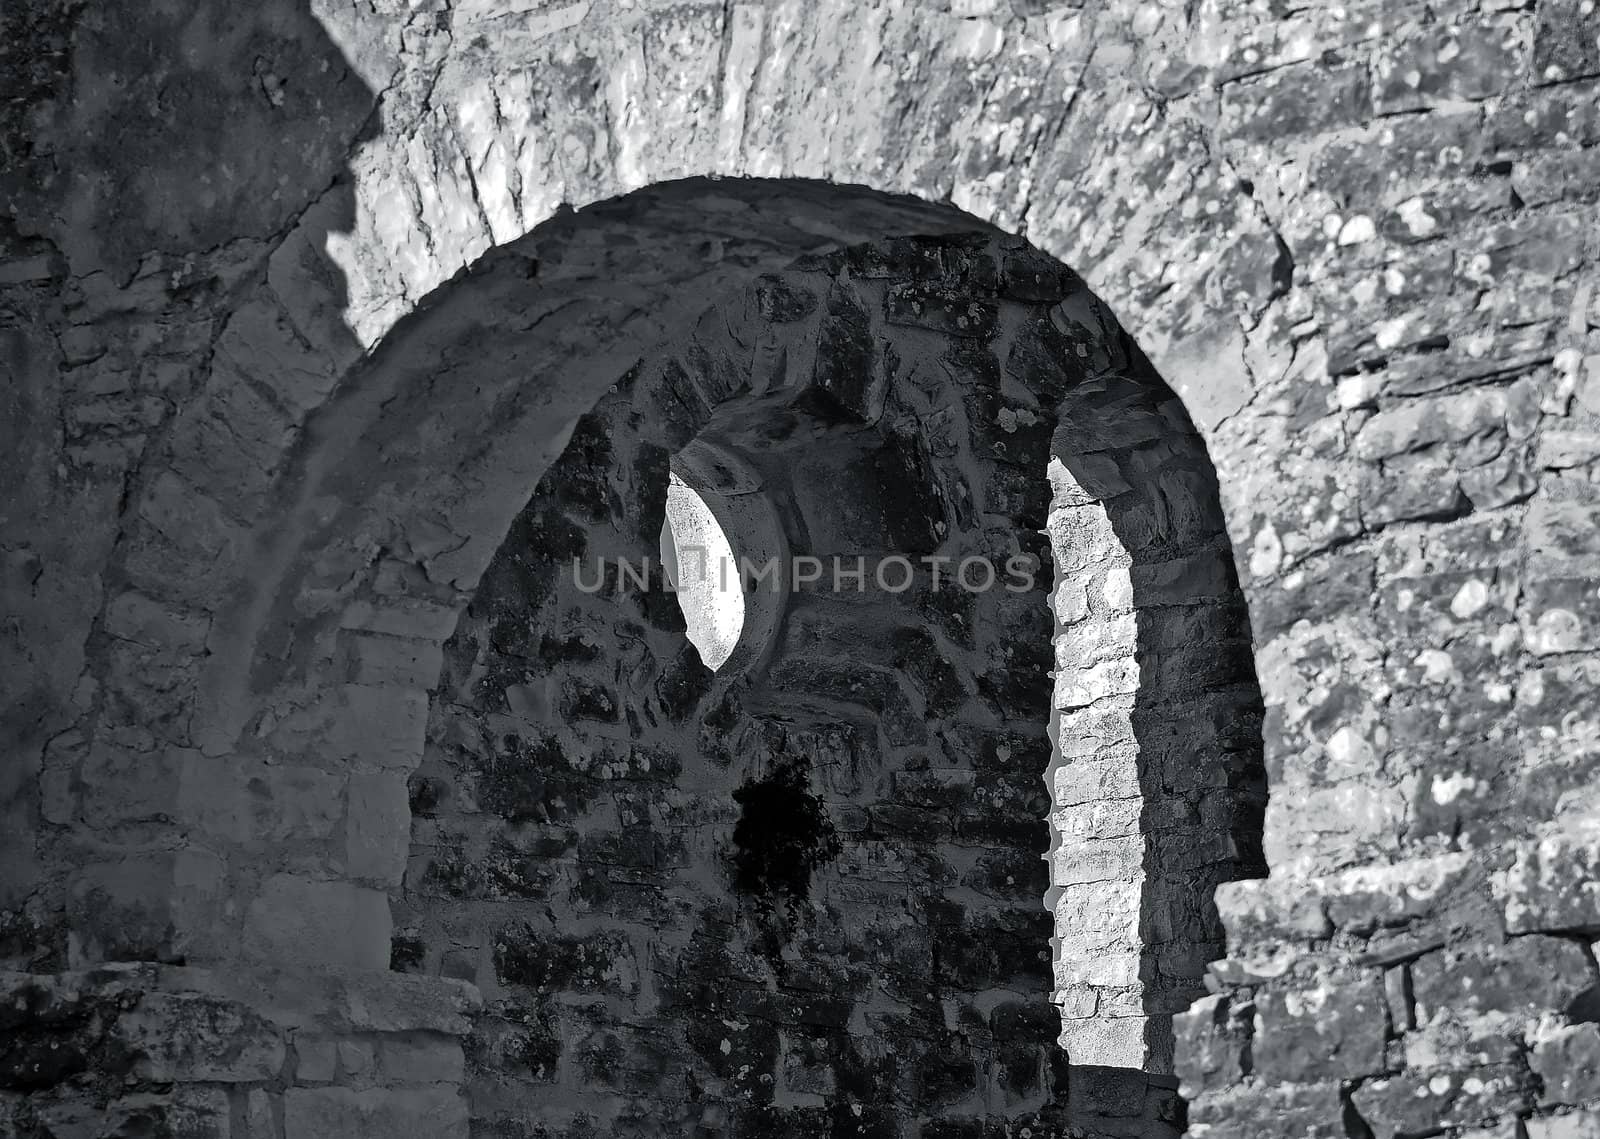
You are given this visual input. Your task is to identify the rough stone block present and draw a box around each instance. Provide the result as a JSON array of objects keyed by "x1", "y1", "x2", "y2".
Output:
[
  {"x1": 1355, "y1": 388, "x2": 1522, "y2": 463},
  {"x1": 266, "y1": 684, "x2": 429, "y2": 770},
  {"x1": 214, "y1": 293, "x2": 340, "y2": 414},
  {"x1": 1452, "y1": 1125, "x2": 1521, "y2": 1139},
  {"x1": 1533, "y1": 0, "x2": 1600, "y2": 85},
  {"x1": 339, "y1": 599, "x2": 461, "y2": 643},
  {"x1": 1173, "y1": 993, "x2": 1246, "y2": 1100},
  {"x1": 104, "y1": 590, "x2": 211, "y2": 652},
  {"x1": 1053, "y1": 656, "x2": 1138, "y2": 710},
  {"x1": 379, "y1": 1034, "x2": 465, "y2": 1086},
  {"x1": 1352, "y1": 1069, "x2": 1530, "y2": 1139},
  {"x1": 1057, "y1": 1014, "x2": 1147, "y2": 1071},
  {"x1": 884, "y1": 283, "x2": 998, "y2": 339},
  {"x1": 805, "y1": 280, "x2": 882, "y2": 422},
  {"x1": 1051, "y1": 797, "x2": 1141, "y2": 847},
  {"x1": 282, "y1": 1086, "x2": 468, "y2": 1138},
  {"x1": 169, "y1": 375, "x2": 296, "y2": 503},
  {"x1": 1528, "y1": 1110, "x2": 1600, "y2": 1139},
  {"x1": 1412, "y1": 936, "x2": 1594, "y2": 1022},
  {"x1": 68, "y1": 851, "x2": 227, "y2": 965},
  {"x1": 102, "y1": 1087, "x2": 232, "y2": 1139},
  {"x1": 1497, "y1": 836, "x2": 1600, "y2": 934},
  {"x1": 153, "y1": 963, "x2": 479, "y2": 1038},
  {"x1": 1252, "y1": 973, "x2": 1387, "y2": 1084},
  {"x1": 998, "y1": 246, "x2": 1074, "y2": 302},
  {"x1": 1401, "y1": 1018, "x2": 1524, "y2": 1072},
  {"x1": 341, "y1": 632, "x2": 444, "y2": 689},
  {"x1": 1219, "y1": 61, "x2": 1372, "y2": 141},
  {"x1": 1523, "y1": 575, "x2": 1600, "y2": 655},
  {"x1": 1049, "y1": 836, "x2": 1140, "y2": 888},
  {"x1": 492, "y1": 925, "x2": 639, "y2": 996},
  {"x1": 1054, "y1": 880, "x2": 1139, "y2": 943},
  {"x1": 115, "y1": 991, "x2": 286, "y2": 1083},
  {"x1": 1374, "y1": 23, "x2": 1522, "y2": 113},
  {"x1": 338, "y1": 1038, "x2": 376, "y2": 1081},
  {"x1": 179, "y1": 754, "x2": 345, "y2": 849},
  {"x1": 1187, "y1": 1080, "x2": 1345, "y2": 1137},
  {"x1": 1213, "y1": 877, "x2": 1330, "y2": 948},
  {"x1": 1358, "y1": 451, "x2": 1467, "y2": 526},
  {"x1": 243, "y1": 875, "x2": 392, "y2": 971},
  {"x1": 1051, "y1": 613, "x2": 1136, "y2": 672},
  {"x1": 295, "y1": 1035, "x2": 338, "y2": 1084},
  {"x1": 1531, "y1": 1022, "x2": 1600, "y2": 1106},
  {"x1": 76, "y1": 743, "x2": 185, "y2": 832},
  {"x1": 1518, "y1": 147, "x2": 1600, "y2": 208},
  {"x1": 245, "y1": 1090, "x2": 278, "y2": 1139},
  {"x1": 1321, "y1": 853, "x2": 1479, "y2": 935},
  {"x1": 345, "y1": 771, "x2": 411, "y2": 885},
  {"x1": 752, "y1": 275, "x2": 818, "y2": 323}
]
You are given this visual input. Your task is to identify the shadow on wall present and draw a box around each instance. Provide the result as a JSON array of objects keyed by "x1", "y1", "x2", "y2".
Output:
[
  {"x1": 0, "y1": 0, "x2": 378, "y2": 966},
  {"x1": 1, "y1": 0, "x2": 377, "y2": 281}
]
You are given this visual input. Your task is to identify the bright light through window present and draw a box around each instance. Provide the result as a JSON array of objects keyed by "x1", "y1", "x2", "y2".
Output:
[{"x1": 661, "y1": 473, "x2": 745, "y2": 671}]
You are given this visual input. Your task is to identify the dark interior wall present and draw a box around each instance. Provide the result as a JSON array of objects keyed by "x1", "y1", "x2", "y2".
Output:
[{"x1": 396, "y1": 235, "x2": 1263, "y2": 1136}]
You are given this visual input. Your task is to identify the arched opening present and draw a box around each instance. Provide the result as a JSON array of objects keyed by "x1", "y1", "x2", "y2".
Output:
[
  {"x1": 661, "y1": 472, "x2": 745, "y2": 672},
  {"x1": 7, "y1": 0, "x2": 1584, "y2": 1131},
  {"x1": 46, "y1": 174, "x2": 1265, "y2": 1137},
  {"x1": 375, "y1": 190, "x2": 1265, "y2": 1135}
]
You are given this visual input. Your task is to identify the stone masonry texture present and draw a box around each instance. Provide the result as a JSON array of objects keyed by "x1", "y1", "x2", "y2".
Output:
[
  {"x1": 1, "y1": 0, "x2": 1599, "y2": 1137},
  {"x1": 385, "y1": 239, "x2": 1263, "y2": 1133}
]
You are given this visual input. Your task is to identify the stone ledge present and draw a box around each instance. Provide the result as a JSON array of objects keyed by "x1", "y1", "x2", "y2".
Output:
[
  {"x1": 1213, "y1": 833, "x2": 1600, "y2": 966},
  {"x1": 0, "y1": 961, "x2": 481, "y2": 1044}
]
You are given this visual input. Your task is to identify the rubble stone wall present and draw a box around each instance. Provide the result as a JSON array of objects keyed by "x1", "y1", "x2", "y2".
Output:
[
  {"x1": 3, "y1": 0, "x2": 1600, "y2": 1136},
  {"x1": 0, "y1": 964, "x2": 480, "y2": 1138},
  {"x1": 395, "y1": 238, "x2": 1262, "y2": 1134}
]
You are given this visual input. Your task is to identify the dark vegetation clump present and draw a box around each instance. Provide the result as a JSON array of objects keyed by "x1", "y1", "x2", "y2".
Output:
[{"x1": 730, "y1": 758, "x2": 840, "y2": 908}]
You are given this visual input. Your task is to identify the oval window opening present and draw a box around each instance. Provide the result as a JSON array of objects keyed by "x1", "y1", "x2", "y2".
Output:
[{"x1": 661, "y1": 472, "x2": 745, "y2": 671}]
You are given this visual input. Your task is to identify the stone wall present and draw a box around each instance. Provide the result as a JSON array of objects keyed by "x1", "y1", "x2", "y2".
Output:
[
  {"x1": 3, "y1": 0, "x2": 1600, "y2": 1136},
  {"x1": 0, "y1": 964, "x2": 478, "y2": 1137},
  {"x1": 1176, "y1": 843, "x2": 1600, "y2": 1138},
  {"x1": 393, "y1": 237, "x2": 1262, "y2": 1134}
]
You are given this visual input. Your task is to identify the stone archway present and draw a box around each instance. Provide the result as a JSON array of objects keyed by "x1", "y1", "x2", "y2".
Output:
[
  {"x1": 6, "y1": 4, "x2": 1599, "y2": 1138},
  {"x1": 19, "y1": 179, "x2": 1266, "y2": 1137},
  {"x1": 342, "y1": 216, "x2": 1263, "y2": 1132}
]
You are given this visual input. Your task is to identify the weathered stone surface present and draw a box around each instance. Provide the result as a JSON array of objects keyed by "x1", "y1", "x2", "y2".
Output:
[
  {"x1": 1498, "y1": 836, "x2": 1600, "y2": 935},
  {"x1": 1187, "y1": 1080, "x2": 1345, "y2": 1137},
  {"x1": 1533, "y1": 0, "x2": 1600, "y2": 85},
  {"x1": 283, "y1": 1086, "x2": 468, "y2": 1138},
  {"x1": 1528, "y1": 1110, "x2": 1600, "y2": 1139},
  {"x1": 1353, "y1": 1069, "x2": 1531, "y2": 1139},
  {"x1": 243, "y1": 876, "x2": 392, "y2": 971},
  {"x1": 7, "y1": 1, "x2": 1600, "y2": 1135},
  {"x1": 1531, "y1": 1021, "x2": 1600, "y2": 1106},
  {"x1": 1373, "y1": 23, "x2": 1523, "y2": 113},
  {"x1": 1411, "y1": 936, "x2": 1595, "y2": 1023},
  {"x1": 1172, "y1": 993, "x2": 1246, "y2": 1099},
  {"x1": 114, "y1": 992, "x2": 286, "y2": 1083},
  {"x1": 100, "y1": 1086, "x2": 233, "y2": 1139},
  {"x1": 1252, "y1": 973, "x2": 1387, "y2": 1084},
  {"x1": 345, "y1": 772, "x2": 412, "y2": 885},
  {"x1": 1213, "y1": 877, "x2": 1331, "y2": 948},
  {"x1": 378, "y1": 1034, "x2": 465, "y2": 1086}
]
